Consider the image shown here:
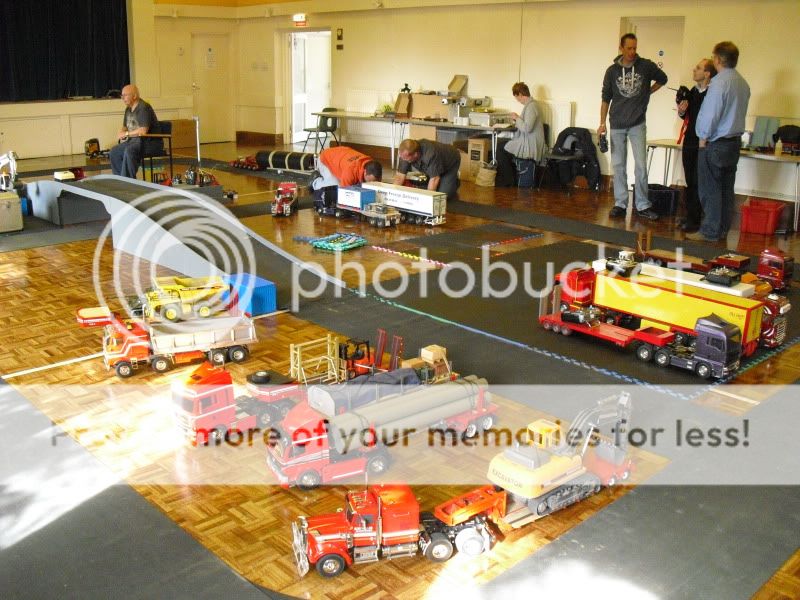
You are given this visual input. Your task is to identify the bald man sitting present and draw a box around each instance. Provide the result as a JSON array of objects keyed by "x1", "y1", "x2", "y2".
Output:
[{"x1": 109, "y1": 84, "x2": 160, "y2": 178}]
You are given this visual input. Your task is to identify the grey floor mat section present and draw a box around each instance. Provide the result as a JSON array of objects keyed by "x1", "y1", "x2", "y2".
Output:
[
  {"x1": 448, "y1": 198, "x2": 800, "y2": 282},
  {"x1": 482, "y1": 485, "x2": 800, "y2": 600},
  {"x1": 0, "y1": 219, "x2": 107, "y2": 252},
  {"x1": 0, "y1": 383, "x2": 286, "y2": 600}
]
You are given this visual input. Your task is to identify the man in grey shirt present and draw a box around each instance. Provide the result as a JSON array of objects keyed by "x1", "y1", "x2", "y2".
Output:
[
  {"x1": 393, "y1": 138, "x2": 461, "y2": 200},
  {"x1": 686, "y1": 41, "x2": 750, "y2": 242},
  {"x1": 600, "y1": 33, "x2": 667, "y2": 221}
]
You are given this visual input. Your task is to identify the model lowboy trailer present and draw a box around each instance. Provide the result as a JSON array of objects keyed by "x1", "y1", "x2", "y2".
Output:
[
  {"x1": 268, "y1": 375, "x2": 496, "y2": 489},
  {"x1": 540, "y1": 256, "x2": 789, "y2": 372},
  {"x1": 77, "y1": 307, "x2": 256, "y2": 378},
  {"x1": 293, "y1": 392, "x2": 633, "y2": 578}
]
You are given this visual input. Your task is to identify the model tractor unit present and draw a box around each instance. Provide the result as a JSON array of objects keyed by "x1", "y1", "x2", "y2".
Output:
[
  {"x1": 143, "y1": 275, "x2": 230, "y2": 322},
  {"x1": 271, "y1": 182, "x2": 298, "y2": 216},
  {"x1": 362, "y1": 181, "x2": 447, "y2": 225},
  {"x1": 173, "y1": 362, "x2": 305, "y2": 446},
  {"x1": 487, "y1": 392, "x2": 633, "y2": 526},
  {"x1": 293, "y1": 483, "x2": 507, "y2": 578},
  {"x1": 76, "y1": 307, "x2": 256, "y2": 378},
  {"x1": 268, "y1": 375, "x2": 496, "y2": 489}
]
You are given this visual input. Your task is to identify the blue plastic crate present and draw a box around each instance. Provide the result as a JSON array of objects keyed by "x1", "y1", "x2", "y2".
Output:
[{"x1": 224, "y1": 273, "x2": 277, "y2": 316}]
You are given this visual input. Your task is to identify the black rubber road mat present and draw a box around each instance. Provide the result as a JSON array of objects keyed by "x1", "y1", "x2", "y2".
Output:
[
  {"x1": 298, "y1": 240, "x2": 798, "y2": 387},
  {"x1": 373, "y1": 223, "x2": 542, "y2": 264},
  {"x1": 448, "y1": 198, "x2": 800, "y2": 282}
]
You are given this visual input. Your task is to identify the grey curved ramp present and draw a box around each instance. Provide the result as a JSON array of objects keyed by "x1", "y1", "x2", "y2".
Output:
[{"x1": 26, "y1": 175, "x2": 344, "y2": 308}]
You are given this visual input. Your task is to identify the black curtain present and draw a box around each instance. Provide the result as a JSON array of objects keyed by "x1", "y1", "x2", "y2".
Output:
[{"x1": 0, "y1": 0, "x2": 129, "y2": 102}]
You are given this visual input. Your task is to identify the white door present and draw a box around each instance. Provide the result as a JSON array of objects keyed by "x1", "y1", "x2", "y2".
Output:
[
  {"x1": 290, "y1": 31, "x2": 332, "y2": 144},
  {"x1": 620, "y1": 17, "x2": 685, "y2": 184},
  {"x1": 191, "y1": 34, "x2": 234, "y2": 143}
]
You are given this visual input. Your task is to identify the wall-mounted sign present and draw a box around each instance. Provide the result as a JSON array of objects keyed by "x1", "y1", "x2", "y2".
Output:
[{"x1": 292, "y1": 13, "x2": 307, "y2": 27}]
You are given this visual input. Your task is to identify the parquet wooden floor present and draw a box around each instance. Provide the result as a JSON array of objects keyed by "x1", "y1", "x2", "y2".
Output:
[{"x1": 3, "y1": 143, "x2": 798, "y2": 598}]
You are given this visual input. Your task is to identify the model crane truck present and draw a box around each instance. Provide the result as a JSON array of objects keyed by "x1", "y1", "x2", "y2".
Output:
[
  {"x1": 269, "y1": 373, "x2": 495, "y2": 489},
  {"x1": 539, "y1": 254, "x2": 790, "y2": 378},
  {"x1": 292, "y1": 392, "x2": 632, "y2": 578},
  {"x1": 77, "y1": 306, "x2": 256, "y2": 378}
]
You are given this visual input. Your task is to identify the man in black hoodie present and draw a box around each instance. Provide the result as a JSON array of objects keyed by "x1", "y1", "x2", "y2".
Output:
[{"x1": 599, "y1": 33, "x2": 668, "y2": 221}]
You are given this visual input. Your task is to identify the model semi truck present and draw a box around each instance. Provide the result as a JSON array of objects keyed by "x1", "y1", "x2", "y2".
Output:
[
  {"x1": 77, "y1": 307, "x2": 256, "y2": 378},
  {"x1": 271, "y1": 182, "x2": 298, "y2": 217},
  {"x1": 539, "y1": 255, "x2": 790, "y2": 378},
  {"x1": 172, "y1": 361, "x2": 305, "y2": 445},
  {"x1": 268, "y1": 374, "x2": 496, "y2": 489},
  {"x1": 315, "y1": 185, "x2": 401, "y2": 227},
  {"x1": 362, "y1": 181, "x2": 447, "y2": 225},
  {"x1": 293, "y1": 392, "x2": 632, "y2": 578}
]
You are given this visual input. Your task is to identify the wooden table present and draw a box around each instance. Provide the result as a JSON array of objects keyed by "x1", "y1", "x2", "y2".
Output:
[{"x1": 647, "y1": 138, "x2": 800, "y2": 231}]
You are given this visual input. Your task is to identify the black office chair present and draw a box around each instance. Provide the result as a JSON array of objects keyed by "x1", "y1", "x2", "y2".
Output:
[
  {"x1": 301, "y1": 107, "x2": 339, "y2": 154},
  {"x1": 537, "y1": 126, "x2": 587, "y2": 193},
  {"x1": 140, "y1": 121, "x2": 174, "y2": 183}
]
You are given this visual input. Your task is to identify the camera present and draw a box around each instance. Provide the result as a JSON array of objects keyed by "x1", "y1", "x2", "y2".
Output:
[
  {"x1": 598, "y1": 133, "x2": 608, "y2": 153},
  {"x1": 675, "y1": 85, "x2": 691, "y2": 104}
]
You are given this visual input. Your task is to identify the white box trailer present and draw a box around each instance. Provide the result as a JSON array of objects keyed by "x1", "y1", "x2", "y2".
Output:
[{"x1": 362, "y1": 182, "x2": 446, "y2": 225}]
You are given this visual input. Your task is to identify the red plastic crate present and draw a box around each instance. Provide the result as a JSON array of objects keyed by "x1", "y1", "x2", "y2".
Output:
[{"x1": 741, "y1": 199, "x2": 784, "y2": 235}]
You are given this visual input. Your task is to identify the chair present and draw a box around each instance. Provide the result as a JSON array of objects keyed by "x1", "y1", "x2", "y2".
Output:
[
  {"x1": 301, "y1": 107, "x2": 339, "y2": 154},
  {"x1": 140, "y1": 121, "x2": 174, "y2": 183},
  {"x1": 537, "y1": 126, "x2": 588, "y2": 193}
]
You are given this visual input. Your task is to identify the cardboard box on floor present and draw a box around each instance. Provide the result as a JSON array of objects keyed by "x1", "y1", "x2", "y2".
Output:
[
  {"x1": 467, "y1": 137, "x2": 491, "y2": 175},
  {"x1": 459, "y1": 150, "x2": 476, "y2": 182},
  {"x1": 168, "y1": 119, "x2": 197, "y2": 149}
]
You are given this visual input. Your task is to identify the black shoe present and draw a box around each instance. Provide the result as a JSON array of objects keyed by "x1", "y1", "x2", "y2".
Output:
[
  {"x1": 608, "y1": 206, "x2": 626, "y2": 219},
  {"x1": 636, "y1": 208, "x2": 659, "y2": 221}
]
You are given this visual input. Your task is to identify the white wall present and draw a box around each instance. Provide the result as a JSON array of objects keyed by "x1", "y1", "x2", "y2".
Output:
[{"x1": 3, "y1": 0, "x2": 798, "y2": 179}]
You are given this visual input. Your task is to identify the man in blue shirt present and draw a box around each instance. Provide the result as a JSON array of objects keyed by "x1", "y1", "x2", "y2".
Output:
[{"x1": 687, "y1": 42, "x2": 750, "y2": 242}]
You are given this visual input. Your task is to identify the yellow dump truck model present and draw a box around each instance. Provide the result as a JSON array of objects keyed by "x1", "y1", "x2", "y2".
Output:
[{"x1": 144, "y1": 276, "x2": 229, "y2": 322}]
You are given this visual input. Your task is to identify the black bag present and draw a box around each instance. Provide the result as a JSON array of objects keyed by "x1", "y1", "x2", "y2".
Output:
[{"x1": 773, "y1": 125, "x2": 800, "y2": 145}]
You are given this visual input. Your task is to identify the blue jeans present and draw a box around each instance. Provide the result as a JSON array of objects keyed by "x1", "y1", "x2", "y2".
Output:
[
  {"x1": 610, "y1": 122, "x2": 650, "y2": 211},
  {"x1": 109, "y1": 137, "x2": 144, "y2": 178},
  {"x1": 698, "y1": 138, "x2": 740, "y2": 240}
]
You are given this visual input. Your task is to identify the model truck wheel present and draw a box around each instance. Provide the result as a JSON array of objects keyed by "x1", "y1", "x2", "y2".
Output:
[
  {"x1": 115, "y1": 361, "x2": 134, "y2": 378},
  {"x1": 196, "y1": 305, "x2": 212, "y2": 318},
  {"x1": 424, "y1": 533, "x2": 454, "y2": 562},
  {"x1": 695, "y1": 362, "x2": 712, "y2": 379},
  {"x1": 209, "y1": 349, "x2": 227, "y2": 365},
  {"x1": 151, "y1": 356, "x2": 172, "y2": 373},
  {"x1": 228, "y1": 346, "x2": 248, "y2": 363},
  {"x1": 297, "y1": 470, "x2": 321, "y2": 490},
  {"x1": 454, "y1": 527, "x2": 487, "y2": 557},
  {"x1": 162, "y1": 304, "x2": 181, "y2": 322},
  {"x1": 636, "y1": 343, "x2": 654, "y2": 362},
  {"x1": 247, "y1": 370, "x2": 271, "y2": 384},
  {"x1": 316, "y1": 554, "x2": 345, "y2": 578},
  {"x1": 479, "y1": 415, "x2": 495, "y2": 431},
  {"x1": 463, "y1": 422, "x2": 479, "y2": 439},
  {"x1": 367, "y1": 453, "x2": 390, "y2": 475},
  {"x1": 654, "y1": 349, "x2": 671, "y2": 368}
]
